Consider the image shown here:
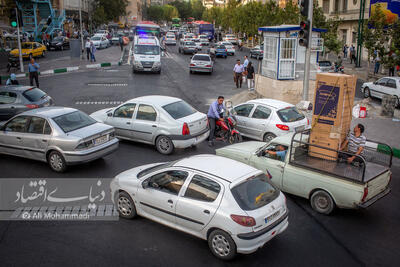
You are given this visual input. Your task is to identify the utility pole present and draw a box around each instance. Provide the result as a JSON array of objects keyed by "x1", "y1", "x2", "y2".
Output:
[
  {"x1": 79, "y1": 0, "x2": 84, "y2": 59},
  {"x1": 356, "y1": 0, "x2": 366, "y2": 67},
  {"x1": 16, "y1": 8, "x2": 24, "y2": 73},
  {"x1": 299, "y1": 0, "x2": 313, "y2": 101}
]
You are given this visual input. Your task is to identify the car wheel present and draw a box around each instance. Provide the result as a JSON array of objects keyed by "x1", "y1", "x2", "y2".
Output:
[
  {"x1": 208, "y1": 229, "x2": 237, "y2": 261},
  {"x1": 61, "y1": 45, "x2": 64, "y2": 51},
  {"x1": 116, "y1": 191, "x2": 137, "y2": 219},
  {"x1": 224, "y1": 55, "x2": 227, "y2": 58},
  {"x1": 310, "y1": 190, "x2": 335, "y2": 215},
  {"x1": 263, "y1": 133, "x2": 276, "y2": 143},
  {"x1": 229, "y1": 133, "x2": 242, "y2": 144},
  {"x1": 395, "y1": 96, "x2": 400, "y2": 109},
  {"x1": 48, "y1": 151, "x2": 67, "y2": 173},
  {"x1": 363, "y1": 87, "x2": 370, "y2": 98},
  {"x1": 190, "y1": 70, "x2": 193, "y2": 74},
  {"x1": 156, "y1": 135, "x2": 174, "y2": 155}
]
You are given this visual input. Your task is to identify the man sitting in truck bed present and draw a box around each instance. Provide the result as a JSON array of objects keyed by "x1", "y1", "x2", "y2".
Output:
[{"x1": 340, "y1": 124, "x2": 366, "y2": 165}]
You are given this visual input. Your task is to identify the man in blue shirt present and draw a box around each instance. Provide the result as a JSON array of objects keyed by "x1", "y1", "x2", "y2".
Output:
[
  {"x1": 28, "y1": 57, "x2": 40, "y2": 87},
  {"x1": 207, "y1": 96, "x2": 225, "y2": 147},
  {"x1": 266, "y1": 145, "x2": 287, "y2": 161}
]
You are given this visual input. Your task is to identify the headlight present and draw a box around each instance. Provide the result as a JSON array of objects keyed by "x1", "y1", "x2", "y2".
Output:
[{"x1": 134, "y1": 61, "x2": 142, "y2": 66}]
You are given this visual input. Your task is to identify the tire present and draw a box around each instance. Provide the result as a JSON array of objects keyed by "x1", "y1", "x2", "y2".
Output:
[
  {"x1": 156, "y1": 135, "x2": 174, "y2": 155},
  {"x1": 48, "y1": 151, "x2": 67, "y2": 173},
  {"x1": 61, "y1": 45, "x2": 64, "y2": 51},
  {"x1": 263, "y1": 133, "x2": 276, "y2": 143},
  {"x1": 157, "y1": 70, "x2": 161, "y2": 74},
  {"x1": 229, "y1": 132, "x2": 242, "y2": 144},
  {"x1": 116, "y1": 191, "x2": 137, "y2": 219},
  {"x1": 190, "y1": 70, "x2": 193, "y2": 74},
  {"x1": 208, "y1": 229, "x2": 237, "y2": 261},
  {"x1": 224, "y1": 55, "x2": 227, "y2": 58},
  {"x1": 395, "y1": 96, "x2": 400, "y2": 109},
  {"x1": 310, "y1": 190, "x2": 335, "y2": 215},
  {"x1": 363, "y1": 87, "x2": 370, "y2": 98}
]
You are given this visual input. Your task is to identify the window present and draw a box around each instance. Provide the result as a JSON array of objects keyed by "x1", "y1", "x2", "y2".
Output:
[
  {"x1": 334, "y1": 0, "x2": 339, "y2": 12},
  {"x1": 386, "y1": 79, "x2": 397, "y2": 89},
  {"x1": 114, "y1": 104, "x2": 136, "y2": 118},
  {"x1": 252, "y1": 106, "x2": 271, "y2": 119},
  {"x1": 147, "y1": 170, "x2": 188, "y2": 195},
  {"x1": 234, "y1": 104, "x2": 254, "y2": 117},
  {"x1": 342, "y1": 0, "x2": 348, "y2": 11},
  {"x1": 323, "y1": 0, "x2": 330, "y2": 13},
  {"x1": 192, "y1": 55, "x2": 210, "y2": 61},
  {"x1": 43, "y1": 121, "x2": 52, "y2": 135},
  {"x1": 136, "y1": 104, "x2": 157, "y2": 121},
  {"x1": 134, "y1": 45, "x2": 160, "y2": 55},
  {"x1": 27, "y1": 117, "x2": 46, "y2": 134},
  {"x1": 0, "y1": 92, "x2": 17, "y2": 104},
  {"x1": 52, "y1": 111, "x2": 96, "y2": 133},
  {"x1": 377, "y1": 78, "x2": 389, "y2": 86},
  {"x1": 231, "y1": 174, "x2": 279, "y2": 211},
  {"x1": 341, "y1": 29, "x2": 347, "y2": 44},
  {"x1": 277, "y1": 107, "x2": 305, "y2": 122},
  {"x1": 265, "y1": 36, "x2": 276, "y2": 61},
  {"x1": 184, "y1": 175, "x2": 221, "y2": 202},
  {"x1": 23, "y1": 88, "x2": 46, "y2": 101},
  {"x1": 163, "y1": 101, "x2": 196, "y2": 120},
  {"x1": 5, "y1": 116, "x2": 28, "y2": 132}
]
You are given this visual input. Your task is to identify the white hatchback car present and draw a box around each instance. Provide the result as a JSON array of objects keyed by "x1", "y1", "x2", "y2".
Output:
[
  {"x1": 111, "y1": 154, "x2": 289, "y2": 260},
  {"x1": 165, "y1": 34, "x2": 177, "y2": 45},
  {"x1": 231, "y1": 99, "x2": 310, "y2": 142},
  {"x1": 90, "y1": 96, "x2": 209, "y2": 154},
  {"x1": 361, "y1": 77, "x2": 400, "y2": 108}
]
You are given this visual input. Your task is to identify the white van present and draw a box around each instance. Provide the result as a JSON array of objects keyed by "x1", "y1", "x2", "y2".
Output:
[{"x1": 132, "y1": 36, "x2": 161, "y2": 74}]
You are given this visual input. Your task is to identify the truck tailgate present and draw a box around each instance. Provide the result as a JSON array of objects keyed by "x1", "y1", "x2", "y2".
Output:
[{"x1": 361, "y1": 170, "x2": 391, "y2": 206}]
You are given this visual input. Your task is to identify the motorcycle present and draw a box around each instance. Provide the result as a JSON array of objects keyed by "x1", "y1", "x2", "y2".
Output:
[
  {"x1": 213, "y1": 109, "x2": 242, "y2": 144},
  {"x1": 333, "y1": 64, "x2": 344, "y2": 73},
  {"x1": 6, "y1": 56, "x2": 20, "y2": 73}
]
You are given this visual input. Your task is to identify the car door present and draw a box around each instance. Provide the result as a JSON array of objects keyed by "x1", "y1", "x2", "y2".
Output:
[
  {"x1": 136, "y1": 170, "x2": 189, "y2": 225},
  {"x1": 249, "y1": 143, "x2": 287, "y2": 189},
  {"x1": 0, "y1": 91, "x2": 18, "y2": 121},
  {"x1": 0, "y1": 116, "x2": 29, "y2": 157},
  {"x1": 232, "y1": 104, "x2": 255, "y2": 136},
  {"x1": 106, "y1": 103, "x2": 136, "y2": 139},
  {"x1": 248, "y1": 105, "x2": 272, "y2": 140},
  {"x1": 383, "y1": 78, "x2": 398, "y2": 97},
  {"x1": 175, "y1": 174, "x2": 223, "y2": 232},
  {"x1": 21, "y1": 116, "x2": 51, "y2": 161},
  {"x1": 372, "y1": 78, "x2": 388, "y2": 99},
  {"x1": 132, "y1": 104, "x2": 159, "y2": 143}
]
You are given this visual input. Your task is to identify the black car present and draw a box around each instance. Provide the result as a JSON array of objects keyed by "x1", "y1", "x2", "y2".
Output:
[
  {"x1": 0, "y1": 86, "x2": 54, "y2": 121},
  {"x1": 48, "y1": 36, "x2": 70, "y2": 50}
]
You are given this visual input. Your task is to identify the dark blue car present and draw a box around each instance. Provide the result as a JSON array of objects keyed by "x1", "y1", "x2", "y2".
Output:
[{"x1": 215, "y1": 45, "x2": 227, "y2": 58}]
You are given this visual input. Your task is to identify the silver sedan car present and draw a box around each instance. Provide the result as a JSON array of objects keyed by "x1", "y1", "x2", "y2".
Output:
[
  {"x1": 90, "y1": 95, "x2": 209, "y2": 155},
  {"x1": 190, "y1": 54, "x2": 213, "y2": 74},
  {"x1": 0, "y1": 107, "x2": 118, "y2": 172}
]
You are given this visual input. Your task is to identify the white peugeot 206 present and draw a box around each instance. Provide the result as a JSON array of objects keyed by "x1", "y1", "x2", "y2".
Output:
[{"x1": 111, "y1": 154, "x2": 289, "y2": 260}]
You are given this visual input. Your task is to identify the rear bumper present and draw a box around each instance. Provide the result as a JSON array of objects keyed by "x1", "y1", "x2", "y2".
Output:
[
  {"x1": 183, "y1": 48, "x2": 196, "y2": 53},
  {"x1": 190, "y1": 67, "x2": 212, "y2": 72},
  {"x1": 171, "y1": 129, "x2": 210, "y2": 149},
  {"x1": 63, "y1": 138, "x2": 119, "y2": 165},
  {"x1": 358, "y1": 187, "x2": 391, "y2": 208},
  {"x1": 133, "y1": 65, "x2": 161, "y2": 72}
]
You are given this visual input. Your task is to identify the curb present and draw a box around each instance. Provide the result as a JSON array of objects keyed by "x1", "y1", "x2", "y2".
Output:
[
  {"x1": 366, "y1": 142, "x2": 400, "y2": 159},
  {"x1": 1, "y1": 61, "x2": 120, "y2": 80}
]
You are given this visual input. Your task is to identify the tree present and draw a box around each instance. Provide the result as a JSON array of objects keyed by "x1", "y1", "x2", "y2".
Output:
[
  {"x1": 147, "y1": 5, "x2": 164, "y2": 23},
  {"x1": 202, "y1": 6, "x2": 223, "y2": 27},
  {"x1": 92, "y1": 6, "x2": 107, "y2": 27},
  {"x1": 191, "y1": 0, "x2": 205, "y2": 20},
  {"x1": 93, "y1": 0, "x2": 129, "y2": 22},
  {"x1": 170, "y1": 0, "x2": 192, "y2": 20},
  {"x1": 162, "y1": 5, "x2": 179, "y2": 22}
]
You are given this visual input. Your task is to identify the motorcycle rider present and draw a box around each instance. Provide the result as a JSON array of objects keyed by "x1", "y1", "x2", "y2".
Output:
[
  {"x1": 335, "y1": 56, "x2": 343, "y2": 72},
  {"x1": 209, "y1": 45, "x2": 216, "y2": 61},
  {"x1": 207, "y1": 96, "x2": 225, "y2": 147},
  {"x1": 6, "y1": 73, "x2": 19, "y2": 85}
]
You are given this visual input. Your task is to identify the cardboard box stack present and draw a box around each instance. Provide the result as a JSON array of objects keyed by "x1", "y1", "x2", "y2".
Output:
[{"x1": 309, "y1": 73, "x2": 357, "y2": 160}]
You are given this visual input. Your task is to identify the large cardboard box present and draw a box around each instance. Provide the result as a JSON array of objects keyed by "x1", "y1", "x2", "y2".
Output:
[{"x1": 309, "y1": 73, "x2": 357, "y2": 160}]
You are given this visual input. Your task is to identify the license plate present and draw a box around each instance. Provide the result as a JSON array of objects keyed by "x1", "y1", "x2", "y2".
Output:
[
  {"x1": 144, "y1": 68, "x2": 152, "y2": 71},
  {"x1": 94, "y1": 135, "x2": 108, "y2": 145},
  {"x1": 265, "y1": 210, "x2": 280, "y2": 223},
  {"x1": 295, "y1": 125, "x2": 305, "y2": 132}
]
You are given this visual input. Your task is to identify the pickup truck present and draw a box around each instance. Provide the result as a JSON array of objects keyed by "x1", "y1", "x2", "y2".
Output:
[{"x1": 216, "y1": 130, "x2": 392, "y2": 215}]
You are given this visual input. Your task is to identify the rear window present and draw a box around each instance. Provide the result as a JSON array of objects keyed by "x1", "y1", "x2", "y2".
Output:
[
  {"x1": 163, "y1": 100, "x2": 197, "y2": 120},
  {"x1": 192, "y1": 55, "x2": 210, "y2": 61},
  {"x1": 52, "y1": 111, "x2": 96, "y2": 133},
  {"x1": 231, "y1": 174, "x2": 279, "y2": 211},
  {"x1": 277, "y1": 107, "x2": 305, "y2": 122},
  {"x1": 23, "y1": 88, "x2": 46, "y2": 102},
  {"x1": 318, "y1": 61, "x2": 331, "y2": 66}
]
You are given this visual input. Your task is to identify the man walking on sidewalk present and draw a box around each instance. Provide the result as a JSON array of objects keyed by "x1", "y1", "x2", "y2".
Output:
[
  {"x1": 119, "y1": 35, "x2": 124, "y2": 52},
  {"x1": 90, "y1": 41, "x2": 96, "y2": 62},
  {"x1": 233, "y1": 59, "x2": 244, "y2": 88},
  {"x1": 350, "y1": 45, "x2": 355, "y2": 64},
  {"x1": 28, "y1": 58, "x2": 40, "y2": 87},
  {"x1": 85, "y1": 38, "x2": 91, "y2": 61},
  {"x1": 374, "y1": 53, "x2": 381, "y2": 75}
]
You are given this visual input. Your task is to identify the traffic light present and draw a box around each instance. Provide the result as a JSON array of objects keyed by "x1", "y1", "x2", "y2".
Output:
[
  {"x1": 299, "y1": 20, "x2": 310, "y2": 47},
  {"x1": 299, "y1": 0, "x2": 310, "y2": 17},
  {"x1": 10, "y1": 8, "x2": 17, "y2": 27}
]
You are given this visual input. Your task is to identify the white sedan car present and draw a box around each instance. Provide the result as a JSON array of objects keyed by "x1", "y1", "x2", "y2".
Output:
[
  {"x1": 219, "y1": 41, "x2": 235, "y2": 55},
  {"x1": 224, "y1": 34, "x2": 238, "y2": 45},
  {"x1": 361, "y1": 77, "x2": 400, "y2": 107},
  {"x1": 90, "y1": 95, "x2": 209, "y2": 154},
  {"x1": 90, "y1": 35, "x2": 110, "y2": 49},
  {"x1": 111, "y1": 154, "x2": 289, "y2": 260},
  {"x1": 231, "y1": 99, "x2": 310, "y2": 142},
  {"x1": 165, "y1": 34, "x2": 177, "y2": 45}
]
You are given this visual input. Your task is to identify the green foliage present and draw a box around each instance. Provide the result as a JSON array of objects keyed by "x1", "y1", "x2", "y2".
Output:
[
  {"x1": 170, "y1": 0, "x2": 192, "y2": 20},
  {"x1": 163, "y1": 5, "x2": 179, "y2": 22},
  {"x1": 191, "y1": 0, "x2": 206, "y2": 20},
  {"x1": 147, "y1": 5, "x2": 164, "y2": 23},
  {"x1": 92, "y1": 6, "x2": 107, "y2": 27},
  {"x1": 92, "y1": 0, "x2": 129, "y2": 26},
  {"x1": 202, "y1": 7, "x2": 223, "y2": 27}
]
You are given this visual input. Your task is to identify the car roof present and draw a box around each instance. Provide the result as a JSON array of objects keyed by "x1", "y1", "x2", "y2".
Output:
[
  {"x1": 0, "y1": 85, "x2": 35, "y2": 92},
  {"x1": 173, "y1": 154, "x2": 260, "y2": 183},
  {"x1": 193, "y1": 54, "x2": 210, "y2": 57},
  {"x1": 19, "y1": 106, "x2": 78, "y2": 118},
  {"x1": 247, "y1": 98, "x2": 294, "y2": 109},
  {"x1": 269, "y1": 133, "x2": 295, "y2": 146},
  {"x1": 126, "y1": 95, "x2": 182, "y2": 106},
  {"x1": 379, "y1": 77, "x2": 400, "y2": 81}
]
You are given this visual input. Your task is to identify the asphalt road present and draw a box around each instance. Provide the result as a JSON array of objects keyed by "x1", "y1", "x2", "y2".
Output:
[{"x1": 0, "y1": 44, "x2": 398, "y2": 267}]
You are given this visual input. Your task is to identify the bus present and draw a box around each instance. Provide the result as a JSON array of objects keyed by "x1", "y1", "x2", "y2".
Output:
[
  {"x1": 193, "y1": 21, "x2": 214, "y2": 41},
  {"x1": 134, "y1": 21, "x2": 161, "y2": 39},
  {"x1": 172, "y1": 18, "x2": 181, "y2": 28}
]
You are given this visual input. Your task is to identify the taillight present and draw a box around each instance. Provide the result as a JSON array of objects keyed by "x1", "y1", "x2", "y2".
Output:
[
  {"x1": 230, "y1": 214, "x2": 256, "y2": 227},
  {"x1": 182, "y1": 122, "x2": 190, "y2": 135},
  {"x1": 190, "y1": 63, "x2": 195, "y2": 66},
  {"x1": 26, "y1": 104, "x2": 39, "y2": 109},
  {"x1": 205, "y1": 64, "x2": 211, "y2": 67},
  {"x1": 361, "y1": 187, "x2": 368, "y2": 202},
  {"x1": 276, "y1": 124, "x2": 289, "y2": 131},
  {"x1": 307, "y1": 118, "x2": 310, "y2": 125}
]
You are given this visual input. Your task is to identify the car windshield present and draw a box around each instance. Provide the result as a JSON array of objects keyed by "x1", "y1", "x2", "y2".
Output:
[
  {"x1": 185, "y1": 42, "x2": 195, "y2": 45},
  {"x1": 134, "y1": 45, "x2": 160, "y2": 55},
  {"x1": 21, "y1": 43, "x2": 33, "y2": 49},
  {"x1": 319, "y1": 61, "x2": 332, "y2": 66},
  {"x1": 163, "y1": 100, "x2": 197, "y2": 119},
  {"x1": 91, "y1": 37, "x2": 101, "y2": 40},
  {"x1": 277, "y1": 107, "x2": 305, "y2": 122},
  {"x1": 231, "y1": 174, "x2": 280, "y2": 211},
  {"x1": 166, "y1": 35, "x2": 175, "y2": 38},
  {"x1": 53, "y1": 37, "x2": 63, "y2": 42},
  {"x1": 23, "y1": 88, "x2": 46, "y2": 102},
  {"x1": 192, "y1": 55, "x2": 210, "y2": 61},
  {"x1": 52, "y1": 111, "x2": 96, "y2": 133},
  {"x1": 137, "y1": 161, "x2": 177, "y2": 178}
]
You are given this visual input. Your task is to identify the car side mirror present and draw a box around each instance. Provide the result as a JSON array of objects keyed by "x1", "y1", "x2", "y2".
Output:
[
  {"x1": 107, "y1": 112, "x2": 112, "y2": 117},
  {"x1": 225, "y1": 101, "x2": 232, "y2": 108},
  {"x1": 142, "y1": 180, "x2": 149, "y2": 189}
]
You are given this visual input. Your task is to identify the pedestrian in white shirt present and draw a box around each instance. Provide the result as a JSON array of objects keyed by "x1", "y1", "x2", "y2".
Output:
[{"x1": 85, "y1": 38, "x2": 91, "y2": 61}]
